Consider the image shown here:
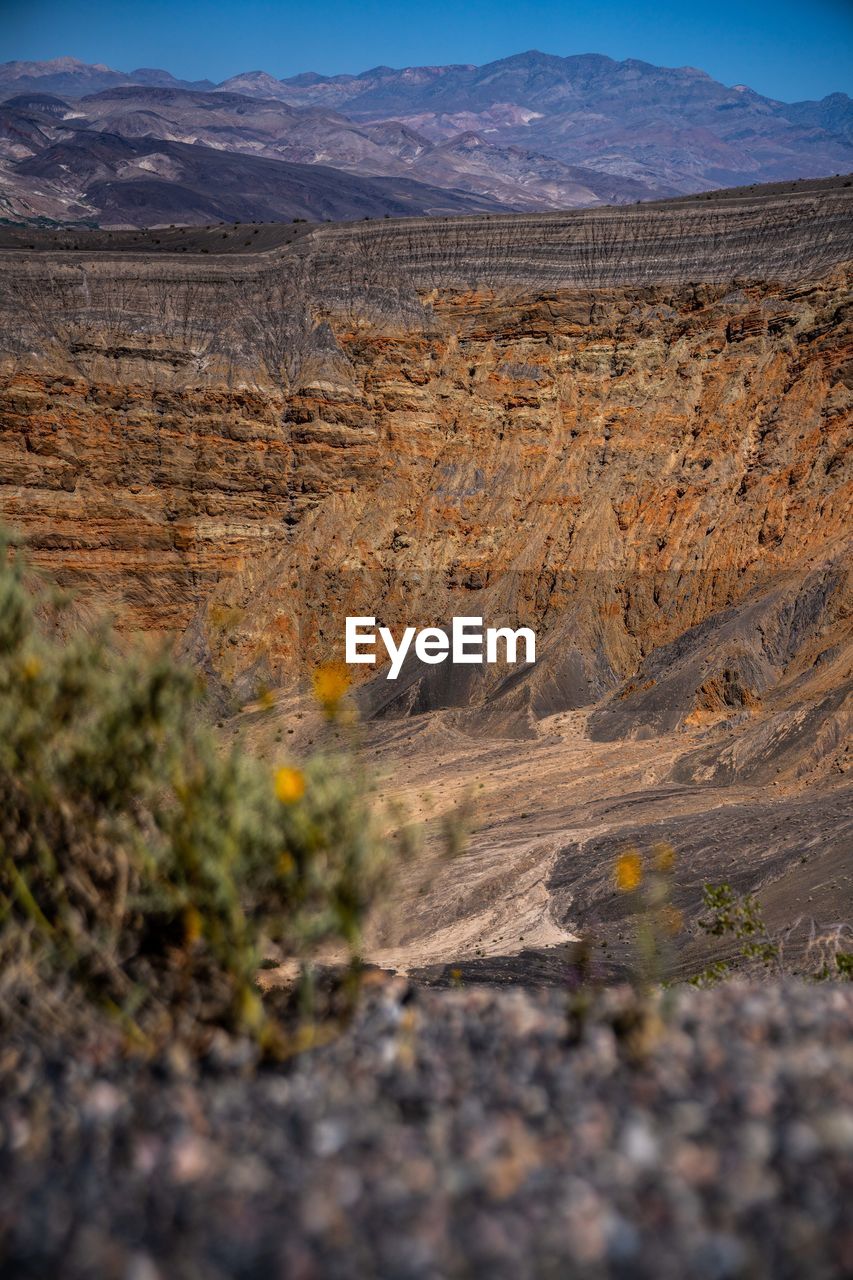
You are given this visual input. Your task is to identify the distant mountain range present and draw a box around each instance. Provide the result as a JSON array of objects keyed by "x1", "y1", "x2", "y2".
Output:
[{"x1": 1, "y1": 52, "x2": 851, "y2": 227}]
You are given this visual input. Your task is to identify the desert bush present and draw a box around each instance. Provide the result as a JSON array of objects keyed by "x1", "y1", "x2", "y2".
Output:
[
  {"x1": 804, "y1": 920, "x2": 853, "y2": 981},
  {"x1": 692, "y1": 884, "x2": 852, "y2": 984},
  {"x1": 690, "y1": 882, "x2": 780, "y2": 984},
  {"x1": 0, "y1": 532, "x2": 390, "y2": 1051}
]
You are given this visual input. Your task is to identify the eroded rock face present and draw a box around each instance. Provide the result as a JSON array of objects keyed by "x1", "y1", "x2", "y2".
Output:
[
  {"x1": 0, "y1": 378, "x2": 292, "y2": 634},
  {"x1": 1, "y1": 205, "x2": 850, "y2": 966},
  {"x1": 0, "y1": 187, "x2": 851, "y2": 757},
  {"x1": 2, "y1": 268, "x2": 849, "y2": 723}
]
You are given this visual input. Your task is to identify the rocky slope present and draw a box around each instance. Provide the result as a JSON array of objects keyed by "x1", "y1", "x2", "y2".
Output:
[
  {"x1": 1, "y1": 186, "x2": 849, "y2": 654},
  {"x1": 0, "y1": 83, "x2": 660, "y2": 227},
  {"x1": 0, "y1": 186, "x2": 850, "y2": 967},
  {"x1": 0, "y1": 98, "x2": 502, "y2": 226}
]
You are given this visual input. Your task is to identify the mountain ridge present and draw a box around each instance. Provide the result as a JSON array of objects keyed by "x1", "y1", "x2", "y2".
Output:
[{"x1": 1, "y1": 52, "x2": 851, "y2": 226}]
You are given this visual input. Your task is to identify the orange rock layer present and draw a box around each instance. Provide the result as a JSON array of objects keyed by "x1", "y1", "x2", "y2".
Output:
[{"x1": 1, "y1": 272, "x2": 850, "y2": 699}]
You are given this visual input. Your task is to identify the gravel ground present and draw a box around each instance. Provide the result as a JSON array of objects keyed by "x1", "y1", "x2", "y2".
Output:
[{"x1": 1, "y1": 980, "x2": 852, "y2": 1280}]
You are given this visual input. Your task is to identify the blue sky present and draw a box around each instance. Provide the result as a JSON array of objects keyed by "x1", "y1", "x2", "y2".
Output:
[{"x1": 1, "y1": 0, "x2": 851, "y2": 102}]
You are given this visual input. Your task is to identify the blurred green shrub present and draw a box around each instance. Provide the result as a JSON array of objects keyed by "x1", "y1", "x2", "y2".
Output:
[
  {"x1": 614, "y1": 843, "x2": 682, "y2": 991},
  {"x1": 0, "y1": 531, "x2": 390, "y2": 1051},
  {"x1": 691, "y1": 882, "x2": 779, "y2": 984}
]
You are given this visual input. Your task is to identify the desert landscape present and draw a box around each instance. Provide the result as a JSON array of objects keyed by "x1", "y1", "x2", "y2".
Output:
[
  {"x1": 1, "y1": 178, "x2": 850, "y2": 982},
  {"x1": 0, "y1": 26, "x2": 851, "y2": 1280}
]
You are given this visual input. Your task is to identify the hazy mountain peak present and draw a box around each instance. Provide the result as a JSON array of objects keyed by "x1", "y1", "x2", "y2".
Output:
[
  {"x1": 22, "y1": 56, "x2": 115, "y2": 73},
  {"x1": 219, "y1": 70, "x2": 283, "y2": 86}
]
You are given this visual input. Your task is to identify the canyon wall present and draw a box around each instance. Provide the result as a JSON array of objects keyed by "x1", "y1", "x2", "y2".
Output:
[{"x1": 0, "y1": 192, "x2": 850, "y2": 749}]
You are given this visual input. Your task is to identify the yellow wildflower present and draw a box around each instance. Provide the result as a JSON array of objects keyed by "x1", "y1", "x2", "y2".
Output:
[
  {"x1": 275, "y1": 766, "x2": 305, "y2": 804},
  {"x1": 239, "y1": 985, "x2": 265, "y2": 1031},
  {"x1": 615, "y1": 850, "x2": 643, "y2": 892},
  {"x1": 654, "y1": 842, "x2": 675, "y2": 873},
  {"x1": 22, "y1": 655, "x2": 42, "y2": 680},
  {"x1": 312, "y1": 662, "x2": 350, "y2": 715},
  {"x1": 663, "y1": 905, "x2": 684, "y2": 935},
  {"x1": 277, "y1": 850, "x2": 296, "y2": 876},
  {"x1": 183, "y1": 905, "x2": 203, "y2": 945}
]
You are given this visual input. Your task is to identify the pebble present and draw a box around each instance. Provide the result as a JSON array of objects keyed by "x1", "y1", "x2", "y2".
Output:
[{"x1": 1, "y1": 980, "x2": 851, "y2": 1279}]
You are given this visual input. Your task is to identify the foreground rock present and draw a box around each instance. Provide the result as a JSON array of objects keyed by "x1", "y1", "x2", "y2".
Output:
[{"x1": 2, "y1": 981, "x2": 851, "y2": 1278}]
